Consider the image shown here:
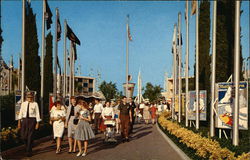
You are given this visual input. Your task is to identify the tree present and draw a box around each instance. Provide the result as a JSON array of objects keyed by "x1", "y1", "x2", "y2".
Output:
[
  {"x1": 216, "y1": 0, "x2": 243, "y2": 82},
  {"x1": 143, "y1": 82, "x2": 163, "y2": 103},
  {"x1": 24, "y1": 2, "x2": 41, "y2": 102},
  {"x1": 44, "y1": 32, "x2": 53, "y2": 115},
  {"x1": 99, "y1": 81, "x2": 119, "y2": 101}
]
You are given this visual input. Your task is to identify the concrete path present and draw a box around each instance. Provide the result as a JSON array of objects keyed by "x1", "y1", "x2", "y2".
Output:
[{"x1": 3, "y1": 123, "x2": 183, "y2": 160}]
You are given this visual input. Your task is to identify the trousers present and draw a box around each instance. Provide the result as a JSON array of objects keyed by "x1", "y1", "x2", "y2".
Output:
[
  {"x1": 21, "y1": 118, "x2": 36, "y2": 153},
  {"x1": 120, "y1": 115, "x2": 130, "y2": 138},
  {"x1": 94, "y1": 113, "x2": 101, "y2": 133}
]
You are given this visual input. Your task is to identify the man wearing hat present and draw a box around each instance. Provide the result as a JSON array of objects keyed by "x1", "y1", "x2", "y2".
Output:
[{"x1": 17, "y1": 91, "x2": 41, "y2": 157}]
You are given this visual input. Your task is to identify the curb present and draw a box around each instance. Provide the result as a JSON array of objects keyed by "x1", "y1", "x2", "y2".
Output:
[
  {"x1": 1, "y1": 135, "x2": 52, "y2": 157},
  {"x1": 156, "y1": 123, "x2": 191, "y2": 160}
]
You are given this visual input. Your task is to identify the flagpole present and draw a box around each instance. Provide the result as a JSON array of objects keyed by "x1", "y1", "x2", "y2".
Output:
[
  {"x1": 40, "y1": 0, "x2": 46, "y2": 118},
  {"x1": 53, "y1": 8, "x2": 58, "y2": 99},
  {"x1": 126, "y1": 15, "x2": 129, "y2": 99},
  {"x1": 185, "y1": 0, "x2": 189, "y2": 127},
  {"x1": 210, "y1": 0, "x2": 217, "y2": 137},
  {"x1": 178, "y1": 12, "x2": 182, "y2": 123},
  {"x1": 233, "y1": 0, "x2": 241, "y2": 146},
  {"x1": 18, "y1": 54, "x2": 20, "y2": 90},
  {"x1": 63, "y1": 20, "x2": 67, "y2": 99},
  {"x1": 21, "y1": 0, "x2": 26, "y2": 102},
  {"x1": 172, "y1": 24, "x2": 177, "y2": 120},
  {"x1": 195, "y1": 0, "x2": 200, "y2": 130},
  {"x1": 72, "y1": 43, "x2": 75, "y2": 96},
  {"x1": 69, "y1": 42, "x2": 72, "y2": 97}
]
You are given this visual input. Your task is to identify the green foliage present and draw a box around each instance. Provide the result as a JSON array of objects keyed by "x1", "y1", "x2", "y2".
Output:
[
  {"x1": 0, "y1": 94, "x2": 16, "y2": 127},
  {"x1": 98, "y1": 81, "x2": 119, "y2": 101},
  {"x1": 43, "y1": 32, "x2": 53, "y2": 115},
  {"x1": 24, "y1": 3, "x2": 41, "y2": 101},
  {"x1": 143, "y1": 82, "x2": 163, "y2": 103}
]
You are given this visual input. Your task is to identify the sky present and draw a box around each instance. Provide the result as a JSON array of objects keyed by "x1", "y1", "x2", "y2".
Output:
[{"x1": 1, "y1": 1, "x2": 249, "y2": 93}]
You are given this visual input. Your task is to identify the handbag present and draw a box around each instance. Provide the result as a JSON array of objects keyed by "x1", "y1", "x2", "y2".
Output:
[{"x1": 73, "y1": 118, "x2": 79, "y2": 125}]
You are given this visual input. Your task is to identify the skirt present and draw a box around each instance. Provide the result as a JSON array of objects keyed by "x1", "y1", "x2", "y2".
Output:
[
  {"x1": 74, "y1": 120, "x2": 95, "y2": 141},
  {"x1": 53, "y1": 120, "x2": 65, "y2": 139},
  {"x1": 68, "y1": 116, "x2": 77, "y2": 138}
]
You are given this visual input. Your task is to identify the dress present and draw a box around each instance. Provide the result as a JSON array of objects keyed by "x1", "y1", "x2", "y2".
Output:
[
  {"x1": 150, "y1": 106, "x2": 157, "y2": 119},
  {"x1": 74, "y1": 109, "x2": 95, "y2": 141},
  {"x1": 50, "y1": 109, "x2": 66, "y2": 139},
  {"x1": 143, "y1": 105, "x2": 151, "y2": 120}
]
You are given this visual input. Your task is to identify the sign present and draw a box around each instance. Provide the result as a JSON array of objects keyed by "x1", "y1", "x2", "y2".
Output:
[
  {"x1": 188, "y1": 90, "x2": 207, "y2": 121},
  {"x1": 215, "y1": 82, "x2": 248, "y2": 130},
  {"x1": 15, "y1": 90, "x2": 22, "y2": 120}
]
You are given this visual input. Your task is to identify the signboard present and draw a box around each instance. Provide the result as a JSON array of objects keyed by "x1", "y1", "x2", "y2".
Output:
[
  {"x1": 188, "y1": 90, "x2": 207, "y2": 121},
  {"x1": 215, "y1": 82, "x2": 248, "y2": 130},
  {"x1": 15, "y1": 90, "x2": 22, "y2": 120}
]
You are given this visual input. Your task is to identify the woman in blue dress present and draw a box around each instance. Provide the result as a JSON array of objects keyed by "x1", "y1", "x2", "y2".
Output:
[{"x1": 74, "y1": 99, "x2": 95, "y2": 157}]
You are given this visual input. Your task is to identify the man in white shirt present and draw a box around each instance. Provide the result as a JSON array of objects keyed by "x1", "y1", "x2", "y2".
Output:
[
  {"x1": 93, "y1": 98, "x2": 103, "y2": 134},
  {"x1": 17, "y1": 92, "x2": 41, "y2": 157}
]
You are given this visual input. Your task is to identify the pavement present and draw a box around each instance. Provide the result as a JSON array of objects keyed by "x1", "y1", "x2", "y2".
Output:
[{"x1": 3, "y1": 123, "x2": 184, "y2": 160}]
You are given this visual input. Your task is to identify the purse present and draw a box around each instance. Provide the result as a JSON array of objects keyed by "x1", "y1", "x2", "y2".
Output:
[{"x1": 73, "y1": 118, "x2": 79, "y2": 125}]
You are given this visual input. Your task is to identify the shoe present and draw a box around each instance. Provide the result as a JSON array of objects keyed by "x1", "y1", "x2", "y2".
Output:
[
  {"x1": 126, "y1": 138, "x2": 129, "y2": 142},
  {"x1": 122, "y1": 139, "x2": 126, "y2": 143},
  {"x1": 82, "y1": 152, "x2": 87, "y2": 157},
  {"x1": 76, "y1": 152, "x2": 82, "y2": 157}
]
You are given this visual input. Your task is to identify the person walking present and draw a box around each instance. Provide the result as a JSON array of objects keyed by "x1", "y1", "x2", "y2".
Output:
[
  {"x1": 101, "y1": 101, "x2": 115, "y2": 132},
  {"x1": 150, "y1": 103, "x2": 157, "y2": 124},
  {"x1": 114, "y1": 100, "x2": 121, "y2": 134},
  {"x1": 74, "y1": 99, "x2": 95, "y2": 157},
  {"x1": 143, "y1": 103, "x2": 151, "y2": 124},
  {"x1": 128, "y1": 97, "x2": 136, "y2": 134},
  {"x1": 50, "y1": 99, "x2": 66, "y2": 153},
  {"x1": 93, "y1": 98, "x2": 103, "y2": 134},
  {"x1": 118, "y1": 96, "x2": 132, "y2": 142},
  {"x1": 65, "y1": 96, "x2": 80, "y2": 153},
  {"x1": 17, "y1": 92, "x2": 41, "y2": 157}
]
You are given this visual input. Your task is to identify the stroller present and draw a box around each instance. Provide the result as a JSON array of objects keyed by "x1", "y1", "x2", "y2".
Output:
[{"x1": 103, "y1": 119, "x2": 117, "y2": 143}]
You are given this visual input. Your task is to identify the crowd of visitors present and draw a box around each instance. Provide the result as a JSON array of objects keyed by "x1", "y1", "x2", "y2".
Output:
[{"x1": 17, "y1": 92, "x2": 170, "y2": 157}]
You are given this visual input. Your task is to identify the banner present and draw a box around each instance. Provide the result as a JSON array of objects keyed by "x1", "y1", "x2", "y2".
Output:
[
  {"x1": 15, "y1": 90, "x2": 22, "y2": 120},
  {"x1": 188, "y1": 90, "x2": 207, "y2": 121},
  {"x1": 215, "y1": 82, "x2": 248, "y2": 130}
]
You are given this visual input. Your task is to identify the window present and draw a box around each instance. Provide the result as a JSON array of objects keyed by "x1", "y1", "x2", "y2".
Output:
[
  {"x1": 89, "y1": 79, "x2": 93, "y2": 83},
  {"x1": 83, "y1": 83, "x2": 88, "y2": 87},
  {"x1": 88, "y1": 88, "x2": 93, "y2": 92}
]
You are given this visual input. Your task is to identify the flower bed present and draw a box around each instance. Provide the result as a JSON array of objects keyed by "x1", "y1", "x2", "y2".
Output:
[{"x1": 158, "y1": 111, "x2": 250, "y2": 160}]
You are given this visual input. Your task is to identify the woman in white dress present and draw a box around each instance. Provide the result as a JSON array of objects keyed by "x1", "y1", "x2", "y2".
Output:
[{"x1": 50, "y1": 99, "x2": 66, "y2": 154}]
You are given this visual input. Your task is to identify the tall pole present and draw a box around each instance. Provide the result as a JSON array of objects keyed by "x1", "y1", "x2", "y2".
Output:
[
  {"x1": 233, "y1": 1, "x2": 241, "y2": 146},
  {"x1": 53, "y1": 8, "x2": 58, "y2": 99},
  {"x1": 210, "y1": 0, "x2": 217, "y2": 137},
  {"x1": 18, "y1": 54, "x2": 20, "y2": 90},
  {"x1": 185, "y1": 0, "x2": 189, "y2": 127},
  {"x1": 9, "y1": 55, "x2": 13, "y2": 93},
  {"x1": 195, "y1": 1, "x2": 200, "y2": 130},
  {"x1": 126, "y1": 15, "x2": 129, "y2": 99},
  {"x1": 69, "y1": 42, "x2": 73, "y2": 97},
  {"x1": 40, "y1": 0, "x2": 46, "y2": 118},
  {"x1": 63, "y1": 20, "x2": 67, "y2": 98},
  {"x1": 178, "y1": 12, "x2": 182, "y2": 123},
  {"x1": 21, "y1": 0, "x2": 25, "y2": 102},
  {"x1": 172, "y1": 24, "x2": 177, "y2": 120},
  {"x1": 72, "y1": 44, "x2": 75, "y2": 96}
]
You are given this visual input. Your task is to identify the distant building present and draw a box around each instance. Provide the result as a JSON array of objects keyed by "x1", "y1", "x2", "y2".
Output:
[
  {"x1": 58, "y1": 75, "x2": 96, "y2": 96},
  {"x1": 161, "y1": 76, "x2": 194, "y2": 101}
]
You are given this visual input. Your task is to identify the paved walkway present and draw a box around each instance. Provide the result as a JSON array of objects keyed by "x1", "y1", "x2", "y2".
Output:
[{"x1": 3, "y1": 123, "x2": 183, "y2": 160}]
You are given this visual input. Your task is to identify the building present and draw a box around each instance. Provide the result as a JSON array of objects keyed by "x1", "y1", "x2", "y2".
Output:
[
  {"x1": 58, "y1": 75, "x2": 96, "y2": 96},
  {"x1": 161, "y1": 76, "x2": 194, "y2": 101}
]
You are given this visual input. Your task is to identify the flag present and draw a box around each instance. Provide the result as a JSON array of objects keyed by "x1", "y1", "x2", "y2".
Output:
[
  {"x1": 66, "y1": 24, "x2": 81, "y2": 45},
  {"x1": 57, "y1": 12, "x2": 61, "y2": 41},
  {"x1": 128, "y1": 26, "x2": 132, "y2": 41},
  {"x1": 72, "y1": 42, "x2": 77, "y2": 60},
  {"x1": 45, "y1": 0, "x2": 53, "y2": 30},
  {"x1": 177, "y1": 33, "x2": 183, "y2": 46},
  {"x1": 172, "y1": 25, "x2": 177, "y2": 54},
  {"x1": 191, "y1": 0, "x2": 197, "y2": 15},
  {"x1": 57, "y1": 56, "x2": 61, "y2": 74}
]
